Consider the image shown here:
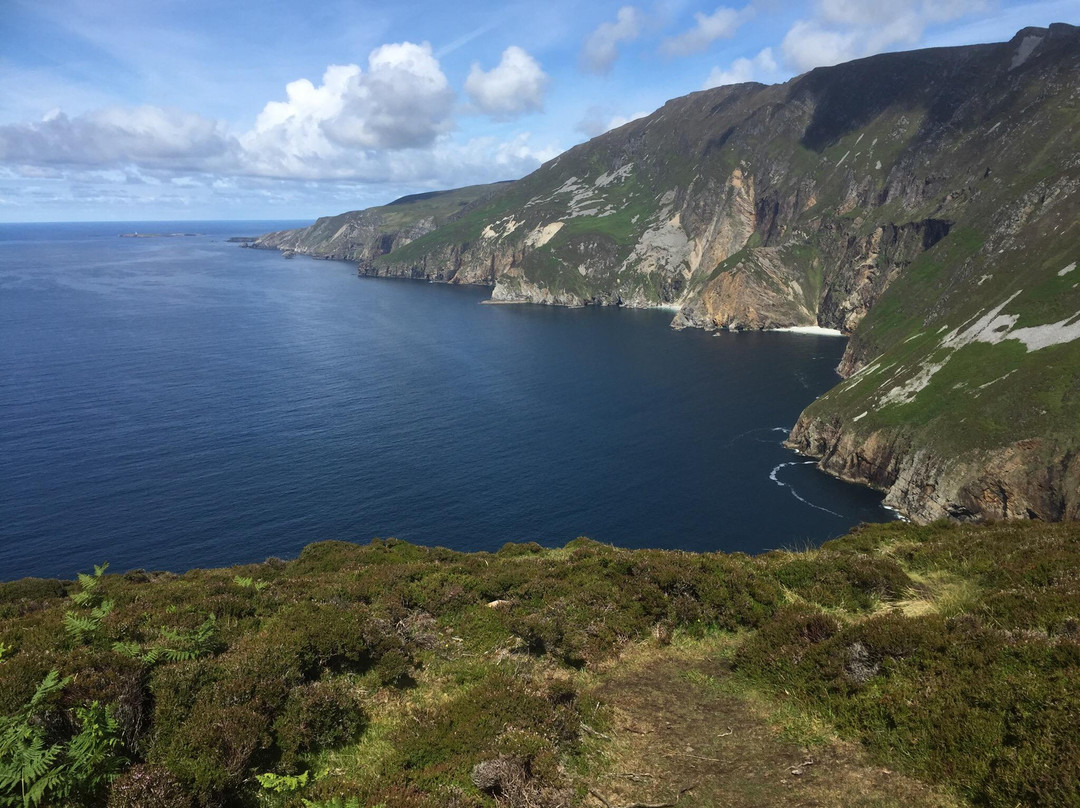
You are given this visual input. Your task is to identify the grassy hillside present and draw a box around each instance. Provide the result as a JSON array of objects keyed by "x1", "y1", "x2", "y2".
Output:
[{"x1": 2, "y1": 521, "x2": 1078, "y2": 807}]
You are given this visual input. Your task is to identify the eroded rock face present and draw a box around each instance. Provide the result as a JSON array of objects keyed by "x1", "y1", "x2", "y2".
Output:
[{"x1": 788, "y1": 418, "x2": 1080, "y2": 524}]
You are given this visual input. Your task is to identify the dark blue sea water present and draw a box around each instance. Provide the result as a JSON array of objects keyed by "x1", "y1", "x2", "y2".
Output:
[{"x1": 0, "y1": 221, "x2": 892, "y2": 580}]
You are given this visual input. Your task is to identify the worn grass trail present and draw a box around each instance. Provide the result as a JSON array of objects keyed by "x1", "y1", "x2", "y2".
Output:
[{"x1": 583, "y1": 637, "x2": 959, "y2": 808}]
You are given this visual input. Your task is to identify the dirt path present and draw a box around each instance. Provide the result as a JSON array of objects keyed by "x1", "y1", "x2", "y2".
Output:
[{"x1": 583, "y1": 640, "x2": 962, "y2": 808}]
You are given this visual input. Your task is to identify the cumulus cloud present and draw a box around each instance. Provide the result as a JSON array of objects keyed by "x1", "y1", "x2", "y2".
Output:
[
  {"x1": 239, "y1": 42, "x2": 457, "y2": 178},
  {"x1": 0, "y1": 39, "x2": 562, "y2": 196},
  {"x1": 660, "y1": 6, "x2": 752, "y2": 56},
  {"x1": 0, "y1": 106, "x2": 233, "y2": 168},
  {"x1": 323, "y1": 42, "x2": 455, "y2": 149},
  {"x1": 781, "y1": 0, "x2": 989, "y2": 71},
  {"x1": 465, "y1": 46, "x2": 548, "y2": 120},
  {"x1": 702, "y1": 48, "x2": 778, "y2": 89},
  {"x1": 580, "y1": 6, "x2": 643, "y2": 74}
]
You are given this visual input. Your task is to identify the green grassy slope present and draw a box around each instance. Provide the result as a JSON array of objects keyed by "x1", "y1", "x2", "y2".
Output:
[{"x1": 2, "y1": 521, "x2": 1079, "y2": 807}]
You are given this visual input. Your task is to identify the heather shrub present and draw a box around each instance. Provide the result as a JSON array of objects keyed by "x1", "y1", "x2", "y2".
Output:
[
  {"x1": 274, "y1": 679, "x2": 367, "y2": 766},
  {"x1": 389, "y1": 672, "x2": 580, "y2": 795},
  {"x1": 771, "y1": 551, "x2": 910, "y2": 610},
  {"x1": 157, "y1": 700, "x2": 269, "y2": 802},
  {"x1": 107, "y1": 764, "x2": 192, "y2": 808},
  {"x1": 60, "y1": 649, "x2": 148, "y2": 750}
]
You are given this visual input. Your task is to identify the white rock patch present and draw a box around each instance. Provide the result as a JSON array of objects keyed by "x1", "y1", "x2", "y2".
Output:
[
  {"x1": 620, "y1": 214, "x2": 689, "y2": 274},
  {"x1": 1010, "y1": 35, "x2": 1043, "y2": 69},
  {"x1": 976, "y1": 370, "x2": 1016, "y2": 390},
  {"x1": 1059, "y1": 262, "x2": 1076, "y2": 276},
  {"x1": 771, "y1": 326, "x2": 845, "y2": 336},
  {"x1": 879, "y1": 290, "x2": 1080, "y2": 407},
  {"x1": 524, "y1": 222, "x2": 564, "y2": 249},
  {"x1": 594, "y1": 163, "x2": 633, "y2": 188},
  {"x1": 1009, "y1": 313, "x2": 1080, "y2": 351},
  {"x1": 482, "y1": 217, "x2": 520, "y2": 240},
  {"x1": 879, "y1": 358, "x2": 947, "y2": 405}
]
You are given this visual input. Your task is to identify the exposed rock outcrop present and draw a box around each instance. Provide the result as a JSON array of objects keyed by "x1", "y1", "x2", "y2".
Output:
[{"x1": 788, "y1": 419, "x2": 1080, "y2": 523}]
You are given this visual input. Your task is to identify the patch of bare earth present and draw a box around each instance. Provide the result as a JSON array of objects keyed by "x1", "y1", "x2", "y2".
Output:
[{"x1": 582, "y1": 641, "x2": 962, "y2": 808}]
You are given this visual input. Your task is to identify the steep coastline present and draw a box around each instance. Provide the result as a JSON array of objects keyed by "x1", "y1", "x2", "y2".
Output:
[
  {"x1": 253, "y1": 182, "x2": 511, "y2": 265},
  {"x1": 787, "y1": 419, "x2": 1080, "y2": 522},
  {"x1": 255, "y1": 24, "x2": 1080, "y2": 524}
]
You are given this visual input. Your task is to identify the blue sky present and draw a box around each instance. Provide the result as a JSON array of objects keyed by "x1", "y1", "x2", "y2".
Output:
[{"x1": 1, "y1": 0, "x2": 1077, "y2": 222}]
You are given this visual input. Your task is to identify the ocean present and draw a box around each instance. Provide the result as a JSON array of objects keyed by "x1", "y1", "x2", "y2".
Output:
[{"x1": 0, "y1": 221, "x2": 892, "y2": 580}]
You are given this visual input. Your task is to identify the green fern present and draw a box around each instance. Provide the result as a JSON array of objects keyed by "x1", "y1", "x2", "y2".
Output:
[
  {"x1": 64, "y1": 702, "x2": 126, "y2": 796},
  {"x1": 111, "y1": 641, "x2": 143, "y2": 659},
  {"x1": 111, "y1": 615, "x2": 218, "y2": 665},
  {"x1": 0, "y1": 669, "x2": 126, "y2": 807},
  {"x1": 256, "y1": 770, "x2": 308, "y2": 793},
  {"x1": 234, "y1": 575, "x2": 269, "y2": 592},
  {"x1": 155, "y1": 615, "x2": 217, "y2": 662},
  {"x1": 301, "y1": 798, "x2": 360, "y2": 808},
  {"x1": 65, "y1": 563, "x2": 113, "y2": 644},
  {"x1": 63, "y1": 600, "x2": 113, "y2": 644},
  {"x1": 70, "y1": 563, "x2": 108, "y2": 608}
]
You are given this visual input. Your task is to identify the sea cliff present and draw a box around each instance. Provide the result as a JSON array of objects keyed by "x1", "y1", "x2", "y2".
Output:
[{"x1": 255, "y1": 24, "x2": 1080, "y2": 524}]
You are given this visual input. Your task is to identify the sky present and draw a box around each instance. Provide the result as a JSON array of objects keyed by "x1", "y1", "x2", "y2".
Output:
[{"x1": 1, "y1": 0, "x2": 1077, "y2": 222}]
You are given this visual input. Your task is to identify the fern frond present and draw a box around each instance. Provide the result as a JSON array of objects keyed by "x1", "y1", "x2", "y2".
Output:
[
  {"x1": 111, "y1": 641, "x2": 142, "y2": 659},
  {"x1": 25, "y1": 669, "x2": 68, "y2": 714}
]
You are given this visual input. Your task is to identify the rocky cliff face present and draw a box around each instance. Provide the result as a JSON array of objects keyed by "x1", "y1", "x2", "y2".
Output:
[
  {"x1": 788, "y1": 420, "x2": 1080, "y2": 523},
  {"x1": 256, "y1": 24, "x2": 1080, "y2": 524}
]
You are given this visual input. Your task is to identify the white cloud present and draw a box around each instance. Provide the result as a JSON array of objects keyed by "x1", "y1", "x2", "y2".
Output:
[
  {"x1": 465, "y1": 46, "x2": 549, "y2": 120},
  {"x1": 661, "y1": 6, "x2": 752, "y2": 56},
  {"x1": 703, "y1": 48, "x2": 778, "y2": 88},
  {"x1": 781, "y1": 0, "x2": 990, "y2": 71},
  {"x1": 239, "y1": 42, "x2": 457, "y2": 178},
  {"x1": 781, "y1": 21, "x2": 861, "y2": 70},
  {"x1": 0, "y1": 106, "x2": 234, "y2": 168},
  {"x1": 580, "y1": 6, "x2": 643, "y2": 74},
  {"x1": 322, "y1": 42, "x2": 455, "y2": 150},
  {"x1": 0, "y1": 37, "x2": 557, "y2": 190},
  {"x1": 606, "y1": 111, "x2": 649, "y2": 131}
]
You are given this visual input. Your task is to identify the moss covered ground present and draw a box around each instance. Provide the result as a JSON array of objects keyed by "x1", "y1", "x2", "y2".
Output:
[{"x1": 2, "y1": 520, "x2": 1078, "y2": 807}]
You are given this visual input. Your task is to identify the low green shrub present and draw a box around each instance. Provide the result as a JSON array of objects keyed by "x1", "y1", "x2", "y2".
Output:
[
  {"x1": 771, "y1": 551, "x2": 910, "y2": 610},
  {"x1": 275, "y1": 679, "x2": 367, "y2": 766},
  {"x1": 389, "y1": 672, "x2": 580, "y2": 796},
  {"x1": 157, "y1": 701, "x2": 269, "y2": 802}
]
